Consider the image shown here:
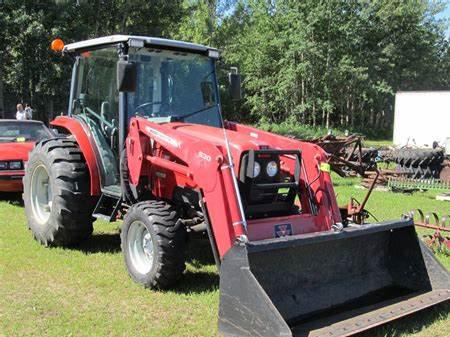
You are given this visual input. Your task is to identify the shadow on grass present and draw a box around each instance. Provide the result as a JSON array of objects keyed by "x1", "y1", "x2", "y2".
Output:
[
  {"x1": 0, "y1": 192, "x2": 23, "y2": 206},
  {"x1": 173, "y1": 235, "x2": 220, "y2": 294},
  {"x1": 186, "y1": 234, "x2": 217, "y2": 266},
  {"x1": 355, "y1": 301, "x2": 450, "y2": 337},
  {"x1": 174, "y1": 270, "x2": 219, "y2": 294},
  {"x1": 69, "y1": 231, "x2": 220, "y2": 293},
  {"x1": 73, "y1": 232, "x2": 122, "y2": 254}
]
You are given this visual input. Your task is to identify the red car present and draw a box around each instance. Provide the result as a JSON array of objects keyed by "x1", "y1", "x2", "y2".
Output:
[{"x1": 0, "y1": 120, "x2": 53, "y2": 192}]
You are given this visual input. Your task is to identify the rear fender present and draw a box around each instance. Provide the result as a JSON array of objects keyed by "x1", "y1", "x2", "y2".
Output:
[{"x1": 50, "y1": 116, "x2": 101, "y2": 196}]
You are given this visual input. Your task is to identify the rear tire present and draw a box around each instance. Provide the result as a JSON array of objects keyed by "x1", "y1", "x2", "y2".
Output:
[
  {"x1": 23, "y1": 138, "x2": 96, "y2": 246},
  {"x1": 121, "y1": 200, "x2": 186, "y2": 289}
]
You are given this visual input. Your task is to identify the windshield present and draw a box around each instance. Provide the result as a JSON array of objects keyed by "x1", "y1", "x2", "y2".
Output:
[
  {"x1": 0, "y1": 122, "x2": 50, "y2": 143},
  {"x1": 128, "y1": 48, "x2": 222, "y2": 128}
]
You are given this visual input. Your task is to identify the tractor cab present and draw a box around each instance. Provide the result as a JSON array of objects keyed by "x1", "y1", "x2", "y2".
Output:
[{"x1": 65, "y1": 36, "x2": 223, "y2": 198}]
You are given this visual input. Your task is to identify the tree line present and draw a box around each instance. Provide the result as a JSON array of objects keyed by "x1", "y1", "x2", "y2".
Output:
[{"x1": 0, "y1": 0, "x2": 449, "y2": 137}]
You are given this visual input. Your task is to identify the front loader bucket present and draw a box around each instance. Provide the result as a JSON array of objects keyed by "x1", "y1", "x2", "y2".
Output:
[{"x1": 218, "y1": 219, "x2": 450, "y2": 337}]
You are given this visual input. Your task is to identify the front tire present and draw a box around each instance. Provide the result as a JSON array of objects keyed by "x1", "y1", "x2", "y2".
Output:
[
  {"x1": 23, "y1": 138, "x2": 96, "y2": 246},
  {"x1": 121, "y1": 200, "x2": 186, "y2": 289}
]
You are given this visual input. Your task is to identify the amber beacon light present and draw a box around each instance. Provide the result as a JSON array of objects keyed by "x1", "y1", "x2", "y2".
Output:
[{"x1": 51, "y1": 38, "x2": 65, "y2": 52}]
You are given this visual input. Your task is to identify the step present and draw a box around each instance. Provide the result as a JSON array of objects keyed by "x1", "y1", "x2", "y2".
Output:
[
  {"x1": 93, "y1": 189, "x2": 122, "y2": 222},
  {"x1": 102, "y1": 184, "x2": 122, "y2": 197}
]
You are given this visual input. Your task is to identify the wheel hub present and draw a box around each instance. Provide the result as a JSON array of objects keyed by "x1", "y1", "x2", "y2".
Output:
[
  {"x1": 30, "y1": 164, "x2": 53, "y2": 225},
  {"x1": 143, "y1": 232, "x2": 153, "y2": 257},
  {"x1": 128, "y1": 221, "x2": 154, "y2": 275}
]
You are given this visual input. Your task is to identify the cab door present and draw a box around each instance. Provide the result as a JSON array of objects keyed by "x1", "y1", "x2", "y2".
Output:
[{"x1": 71, "y1": 48, "x2": 120, "y2": 190}]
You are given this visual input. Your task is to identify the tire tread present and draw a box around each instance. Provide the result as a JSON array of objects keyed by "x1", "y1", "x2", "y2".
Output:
[
  {"x1": 121, "y1": 200, "x2": 186, "y2": 289},
  {"x1": 24, "y1": 138, "x2": 95, "y2": 246}
]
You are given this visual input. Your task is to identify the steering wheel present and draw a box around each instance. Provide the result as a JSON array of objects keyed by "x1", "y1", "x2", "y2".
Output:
[{"x1": 134, "y1": 101, "x2": 163, "y2": 116}]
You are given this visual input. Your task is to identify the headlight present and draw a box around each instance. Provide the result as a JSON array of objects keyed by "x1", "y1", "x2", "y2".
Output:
[
  {"x1": 266, "y1": 161, "x2": 278, "y2": 177},
  {"x1": 9, "y1": 161, "x2": 22, "y2": 170},
  {"x1": 0, "y1": 162, "x2": 7, "y2": 170},
  {"x1": 253, "y1": 161, "x2": 261, "y2": 177}
]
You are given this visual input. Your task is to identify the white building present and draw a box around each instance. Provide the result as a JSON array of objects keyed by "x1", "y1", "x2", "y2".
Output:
[{"x1": 393, "y1": 91, "x2": 450, "y2": 153}]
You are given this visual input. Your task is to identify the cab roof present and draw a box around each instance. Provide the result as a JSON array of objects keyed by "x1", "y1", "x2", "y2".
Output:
[{"x1": 64, "y1": 35, "x2": 219, "y2": 58}]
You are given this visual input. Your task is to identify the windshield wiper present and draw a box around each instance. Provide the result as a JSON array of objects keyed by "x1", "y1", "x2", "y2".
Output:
[{"x1": 175, "y1": 104, "x2": 219, "y2": 121}]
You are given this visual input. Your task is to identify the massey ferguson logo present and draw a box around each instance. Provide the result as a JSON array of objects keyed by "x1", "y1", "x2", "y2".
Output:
[
  {"x1": 274, "y1": 223, "x2": 293, "y2": 238},
  {"x1": 145, "y1": 126, "x2": 180, "y2": 148}
]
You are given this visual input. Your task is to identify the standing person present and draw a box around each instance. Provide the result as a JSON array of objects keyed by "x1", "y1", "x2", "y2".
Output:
[
  {"x1": 24, "y1": 103, "x2": 33, "y2": 120},
  {"x1": 16, "y1": 103, "x2": 26, "y2": 120}
]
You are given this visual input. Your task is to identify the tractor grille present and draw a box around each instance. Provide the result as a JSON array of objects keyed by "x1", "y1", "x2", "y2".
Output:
[{"x1": 238, "y1": 149, "x2": 301, "y2": 218}]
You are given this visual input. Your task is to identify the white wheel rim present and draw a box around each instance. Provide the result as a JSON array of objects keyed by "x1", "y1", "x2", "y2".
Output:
[
  {"x1": 128, "y1": 220, "x2": 154, "y2": 275},
  {"x1": 30, "y1": 164, "x2": 53, "y2": 225}
]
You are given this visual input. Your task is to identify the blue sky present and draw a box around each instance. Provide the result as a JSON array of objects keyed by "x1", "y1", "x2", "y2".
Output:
[{"x1": 436, "y1": 1, "x2": 450, "y2": 36}]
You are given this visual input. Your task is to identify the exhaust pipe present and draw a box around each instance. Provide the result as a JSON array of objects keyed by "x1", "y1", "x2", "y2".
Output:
[{"x1": 218, "y1": 219, "x2": 450, "y2": 337}]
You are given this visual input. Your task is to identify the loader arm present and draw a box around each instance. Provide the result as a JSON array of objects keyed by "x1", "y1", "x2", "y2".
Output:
[
  {"x1": 127, "y1": 117, "x2": 346, "y2": 257},
  {"x1": 127, "y1": 117, "x2": 245, "y2": 257}
]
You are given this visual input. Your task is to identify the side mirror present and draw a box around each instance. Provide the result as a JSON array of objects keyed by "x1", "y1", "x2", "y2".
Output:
[
  {"x1": 228, "y1": 67, "x2": 242, "y2": 101},
  {"x1": 117, "y1": 60, "x2": 137, "y2": 92}
]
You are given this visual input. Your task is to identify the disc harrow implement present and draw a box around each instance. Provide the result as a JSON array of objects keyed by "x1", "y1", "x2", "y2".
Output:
[{"x1": 404, "y1": 209, "x2": 450, "y2": 251}]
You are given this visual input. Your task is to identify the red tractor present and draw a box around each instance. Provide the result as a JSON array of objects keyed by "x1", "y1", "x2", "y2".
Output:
[{"x1": 23, "y1": 36, "x2": 449, "y2": 337}]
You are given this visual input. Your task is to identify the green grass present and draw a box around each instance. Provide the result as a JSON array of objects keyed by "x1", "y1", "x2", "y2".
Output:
[{"x1": 1, "y1": 177, "x2": 449, "y2": 337}]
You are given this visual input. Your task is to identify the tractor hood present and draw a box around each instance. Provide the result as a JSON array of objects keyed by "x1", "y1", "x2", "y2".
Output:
[
  {"x1": 164, "y1": 122, "x2": 275, "y2": 176},
  {"x1": 168, "y1": 122, "x2": 270, "y2": 159}
]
